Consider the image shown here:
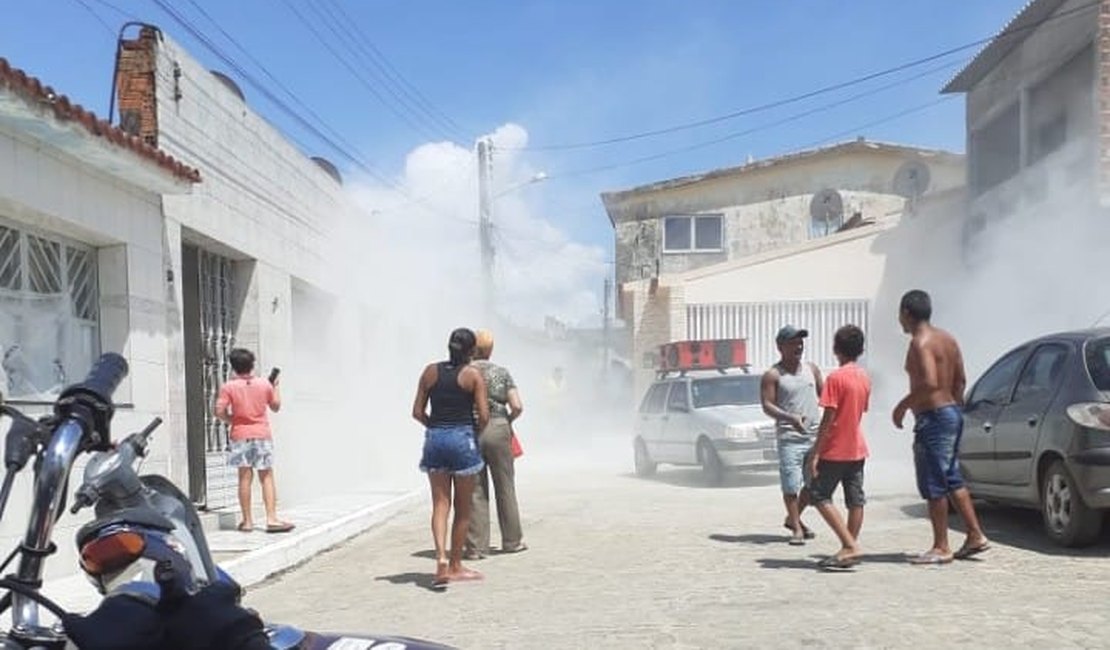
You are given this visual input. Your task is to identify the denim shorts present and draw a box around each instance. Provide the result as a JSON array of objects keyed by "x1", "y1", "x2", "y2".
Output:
[
  {"x1": 227, "y1": 439, "x2": 274, "y2": 470},
  {"x1": 777, "y1": 438, "x2": 815, "y2": 495},
  {"x1": 420, "y1": 425, "x2": 484, "y2": 477},
  {"x1": 913, "y1": 405, "x2": 965, "y2": 500},
  {"x1": 809, "y1": 459, "x2": 866, "y2": 508}
]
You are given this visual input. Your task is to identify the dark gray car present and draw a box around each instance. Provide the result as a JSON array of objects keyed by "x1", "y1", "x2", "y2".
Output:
[{"x1": 960, "y1": 328, "x2": 1110, "y2": 547}]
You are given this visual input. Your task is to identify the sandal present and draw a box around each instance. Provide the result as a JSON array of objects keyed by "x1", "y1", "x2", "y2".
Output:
[
  {"x1": 817, "y1": 554, "x2": 860, "y2": 569},
  {"x1": 237, "y1": 522, "x2": 252, "y2": 533},
  {"x1": 954, "y1": 540, "x2": 991, "y2": 560},
  {"x1": 432, "y1": 562, "x2": 450, "y2": 590},
  {"x1": 265, "y1": 521, "x2": 295, "y2": 534},
  {"x1": 501, "y1": 542, "x2": 528, "y2": 554},
  {"x1": 783, "y1": 521, "x2": 816, "y2": 540}
]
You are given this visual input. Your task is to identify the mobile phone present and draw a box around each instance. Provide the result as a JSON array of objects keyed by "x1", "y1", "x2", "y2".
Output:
[{"x1": 268, "y1": 367, "x2": 280, "y2": 384}]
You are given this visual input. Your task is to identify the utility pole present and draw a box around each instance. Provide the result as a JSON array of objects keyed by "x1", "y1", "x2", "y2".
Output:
[{"x1": 477, "y1": 138, "x2": 494, "y2": 321}]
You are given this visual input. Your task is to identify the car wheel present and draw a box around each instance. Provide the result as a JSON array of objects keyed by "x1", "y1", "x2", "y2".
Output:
[
  {"x1": 698, "y1": 439, "x2": 724, "y2": 486},
  {"x1": 633, "y1": 438, "x2": 657, "y2": 478},
  {"x1": 1041, "y1": 459, "x2": 1103, "y2": 548}
]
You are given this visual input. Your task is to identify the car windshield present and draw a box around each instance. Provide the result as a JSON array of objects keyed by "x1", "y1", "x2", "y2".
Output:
[
  {"x1": 691, "y1": 376, "x2": 761, "y2": 408},
  {"x1": 1086, "y1": 337, "x2": 1110, "y2": 392}
]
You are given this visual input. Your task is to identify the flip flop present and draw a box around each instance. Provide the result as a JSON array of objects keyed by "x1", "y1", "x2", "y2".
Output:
[
  {"x1": 817, "y1": 555, "x2": 860, "y2": 569},
  {"x1": 236, "y1": 522, "x2": 252, "y2": 533},
  {"x1": 783, "y1": 522, "x2": 816, "y2": 540},
  {"x1": 265, "y1": 522, "x2": 295, "y2": 534},
  {"x1": 788, "y1": 535, "x2": 806, "y2": 546},
  {"x1": 909, "y1": 552, "x2": 953, "y2": 565},
  {"x1": 954, "y1": 541, "x2": 991, "y2": 560},
  {"x1": 501, "y1": 543, "x2": 528, "y2": 554}
]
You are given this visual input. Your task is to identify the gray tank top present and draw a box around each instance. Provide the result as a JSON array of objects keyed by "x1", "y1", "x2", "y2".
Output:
[{"x1": 773, "y1": 362, "x2": 821, "y2": 441}]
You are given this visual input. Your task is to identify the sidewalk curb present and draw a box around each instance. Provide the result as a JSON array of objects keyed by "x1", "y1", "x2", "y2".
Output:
[{"x1": 223, "y1": 489, "x2": 423, "y2": 589}]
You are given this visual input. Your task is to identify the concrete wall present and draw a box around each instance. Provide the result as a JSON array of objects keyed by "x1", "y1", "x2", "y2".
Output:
[
  {"x1": 966, "y1": 0, "x2": 1098, "y2": 216},
  {"x1": 0, "y1": 123, "x2": 178, "y2": 581},
  {"x1": 142, "y1": 32, "x2": 393, "y2": 507},
  {"x1": 609, "y1": 147, "x2": 965, "y2": 285}
]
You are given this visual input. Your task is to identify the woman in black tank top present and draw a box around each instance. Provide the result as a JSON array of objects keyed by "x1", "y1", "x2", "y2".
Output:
[{"x1": 411, "y1": 328, "x2": 490, "y2": 588}]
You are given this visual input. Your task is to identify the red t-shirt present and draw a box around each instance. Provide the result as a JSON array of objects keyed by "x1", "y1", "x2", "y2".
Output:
[
  {"x1": 216, "y1": 374, "x2": 275, "y2": 441},
  {"x1": 817, "y1": 363, "x2": 871, "y2": 461}
]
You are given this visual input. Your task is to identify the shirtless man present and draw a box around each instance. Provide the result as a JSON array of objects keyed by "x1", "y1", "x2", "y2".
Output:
[{"x1": 892, "y1": 290, "x2": 990, "y2": 564}]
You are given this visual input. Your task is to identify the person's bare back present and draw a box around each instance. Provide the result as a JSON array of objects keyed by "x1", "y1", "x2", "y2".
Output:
[{"x1": 904, "y1": 325, "x2": 966, "y2": 415}]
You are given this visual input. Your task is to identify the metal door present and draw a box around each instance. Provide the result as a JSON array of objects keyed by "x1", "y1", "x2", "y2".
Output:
[{"x1": 183, "y1": 244, "x2": 238, "y2": 509}]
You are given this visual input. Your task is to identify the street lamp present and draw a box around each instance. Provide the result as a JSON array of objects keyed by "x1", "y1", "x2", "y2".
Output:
[{"x1": 477, "y1": 138, "x2": 547, "y2": 321}]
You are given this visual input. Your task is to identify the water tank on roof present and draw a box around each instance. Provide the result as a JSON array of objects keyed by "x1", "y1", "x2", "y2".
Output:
[
  {"x1": 311, "y1": 156, "x2": 343, "y2": 185},
  {"x1": 210, "y1": 70, "x2": 245, "y2": 102}
]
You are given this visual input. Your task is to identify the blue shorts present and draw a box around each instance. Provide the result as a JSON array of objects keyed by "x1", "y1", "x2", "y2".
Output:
[
  {"x1": 913, "y1": 406, "x2": 966, "y2": 500},
  {"x1": 420, "y1": 425, "x2": 484, "y2": 477},
  {"x1": 777, "y1": 438, "x2": 815, "y2": 495}
]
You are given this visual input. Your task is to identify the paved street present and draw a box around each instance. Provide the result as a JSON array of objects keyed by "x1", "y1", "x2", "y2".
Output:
[{"x1": 247, "y1": 433, "x2": 1110, "y2": 649}]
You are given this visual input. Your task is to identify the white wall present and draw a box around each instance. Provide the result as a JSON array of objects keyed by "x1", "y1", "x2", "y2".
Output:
[{"x1": 0, "y1": 124, "x2": 179, "y2": 581}]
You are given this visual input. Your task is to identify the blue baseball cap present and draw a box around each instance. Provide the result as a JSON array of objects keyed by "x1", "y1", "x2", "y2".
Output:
[{"x1": 775, "y1": 325, "x2": 809, "y2": 343}]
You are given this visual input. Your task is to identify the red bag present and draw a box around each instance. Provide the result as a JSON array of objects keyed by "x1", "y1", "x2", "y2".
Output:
[{"x1": 510, "y1": 431, "x2": 524, "y2": 458}]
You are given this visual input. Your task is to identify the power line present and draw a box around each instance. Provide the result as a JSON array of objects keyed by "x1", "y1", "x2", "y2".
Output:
[
  {"x1": 278, "y1": 0, "x2": 449, "y2": 143},
  {"x1": 179, "y1": 0, "x2": 356, "y2": 158},
  {"x1": 513, "y1": 0, "x2": 1100, "y2": 151},
  {"x1": 70, "y1": 0, "x2": 115, "y2": 36},
  {"x1": 542, "y1": 59, "x2": 963, "y2": 181},
  {"x1": 316, "y1": 0, "x2": 473, "y2": 142}
]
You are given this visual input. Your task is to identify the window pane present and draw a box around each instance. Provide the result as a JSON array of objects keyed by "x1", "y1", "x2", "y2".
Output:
[
  {"x1": 1013, "y1": 345, "x2": 1069, "y2": 402},
  {"x1": 970, "y1": 349, "x2": 1027, "y2": 404},
  {"x1": 666, "y1": 383, "x2": 689, "y2": 411},
  {"x1": 663, "y1": 217, "x2": 692, "y2": 251},
  {"x1": 694, "y1": 216, "x2": 722, "y2": 250},
  {"x1": 1086, "y1": 338, "x2": 1110, "y2": 392},
  {"x1": 66, "y1": 247, "x2": 98, "y2": 321},
  {"x1": 27, "y1": 235, "x2": 61, "y2": 294},
  {"x1": 0, "y1": 226, "x2": 20, "y2": 290}
]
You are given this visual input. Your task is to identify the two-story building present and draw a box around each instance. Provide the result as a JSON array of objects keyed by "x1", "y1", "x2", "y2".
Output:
[
  {"x1": 601, "y1": 139, "x2": 965, "y2": 399},
  {"x1": 942, "y1": 0, "x2": 1102, "y2": 264}
]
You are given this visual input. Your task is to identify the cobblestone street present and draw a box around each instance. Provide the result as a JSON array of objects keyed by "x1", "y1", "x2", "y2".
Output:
[{"x1": 247, "y1": 436, "x2": 1110, "y2": 649}]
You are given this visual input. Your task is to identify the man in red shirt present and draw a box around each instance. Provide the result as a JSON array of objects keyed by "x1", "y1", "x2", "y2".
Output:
[
  {"x1": 215, "y1": 348, "x2": 294, "y2": 534},
  {"x1": 807, "y1": 325, "x2": 871, "y2": 569}
]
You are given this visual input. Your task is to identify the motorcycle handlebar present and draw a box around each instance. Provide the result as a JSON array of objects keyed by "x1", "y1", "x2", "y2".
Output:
[
  {"x1": 77, "y1": 353, "x2": 129, "y2": 405},
  {"x1": 137, "y1": 417, "x2": 163, "y2": 442}
]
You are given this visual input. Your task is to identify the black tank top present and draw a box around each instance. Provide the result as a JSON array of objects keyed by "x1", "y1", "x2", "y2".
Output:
[{"x1": 428, "y1": 362, "x2": 475, "y2": 427}]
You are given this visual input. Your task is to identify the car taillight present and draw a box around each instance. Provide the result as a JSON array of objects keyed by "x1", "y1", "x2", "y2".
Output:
[
  {"x1": 80, "y1": 530, "x2": 146, "y2": 576},
  {"x1": 1066, "y1": 403, "x2": 1110, "y2": 432}
]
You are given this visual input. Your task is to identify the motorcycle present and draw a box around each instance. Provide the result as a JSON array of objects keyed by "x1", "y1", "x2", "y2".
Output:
[{"x1": 0, "y1": 353, "x2": 453, "y2": 649}]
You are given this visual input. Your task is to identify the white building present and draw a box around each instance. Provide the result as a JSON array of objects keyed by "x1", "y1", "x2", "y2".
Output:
[
  {"x1": 601, "y1": 139, "x2": 965, "y2": 400},
  {"x1": 0, "y1": 54, "x2": 199, "y2": 579}
]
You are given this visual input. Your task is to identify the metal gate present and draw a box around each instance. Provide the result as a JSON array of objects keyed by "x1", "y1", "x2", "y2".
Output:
[
  {"x1": 183, "y1": 244, "x2": 238, "y2": 509},
  {"x1": 686, "y1": 299, "x2": 870, "y2": 372}
]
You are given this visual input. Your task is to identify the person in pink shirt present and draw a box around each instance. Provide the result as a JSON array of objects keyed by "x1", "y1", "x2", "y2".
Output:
[
  {"x1": 807, "y1": 325, "x2": 871, "y2": 569},
  {"x1": 214, "y1": 348, "x2": 294, "y2": 534}
]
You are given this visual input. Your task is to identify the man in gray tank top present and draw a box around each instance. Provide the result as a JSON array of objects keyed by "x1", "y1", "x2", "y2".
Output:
[{"x1": 760, "y1": 325, "x2": 824, "y2": 545}]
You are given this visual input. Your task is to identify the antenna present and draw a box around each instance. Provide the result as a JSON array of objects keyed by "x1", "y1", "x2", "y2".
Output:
[
  {"x1": 809, "y1": 188, "x2": 845, "y2": 236},
  {"x1": 893, "y1": 160, "x2": 931, "y2": 212}
]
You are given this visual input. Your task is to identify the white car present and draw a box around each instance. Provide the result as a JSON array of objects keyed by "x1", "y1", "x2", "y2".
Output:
[{"x1": 633, "y1": 369, "x2": 778, "y2": 484}]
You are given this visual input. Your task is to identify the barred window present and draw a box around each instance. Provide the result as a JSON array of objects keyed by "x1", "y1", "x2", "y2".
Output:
[{"x1": 0, "y1": 220, "x2": 99, "y2": 400}]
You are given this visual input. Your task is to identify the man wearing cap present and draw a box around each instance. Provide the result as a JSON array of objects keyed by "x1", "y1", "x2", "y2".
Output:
[{"x1": 761, "y1": 325, "x2": 824, "y2": 545}]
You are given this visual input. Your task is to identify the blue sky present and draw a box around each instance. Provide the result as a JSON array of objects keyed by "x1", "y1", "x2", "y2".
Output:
[{"x1": 2, "y1": 1, "x2": 1027, "y2": 257}]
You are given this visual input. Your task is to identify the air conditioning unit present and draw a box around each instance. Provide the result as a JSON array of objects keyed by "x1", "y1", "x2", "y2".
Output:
[{"x1": 658, "y1": 338, "x2": 748, "y2": 374}]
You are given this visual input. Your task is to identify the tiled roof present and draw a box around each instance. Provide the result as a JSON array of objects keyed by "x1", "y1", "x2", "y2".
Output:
[{"x1": 0, "y1": 57, "x2": 200, "y2": 182}]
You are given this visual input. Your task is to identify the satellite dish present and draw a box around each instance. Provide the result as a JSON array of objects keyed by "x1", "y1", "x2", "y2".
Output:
[
  {"x1": 311, "y1": 156, "x2": 343, "y2": 185},
  {"x1": 809, "y1": 189, "x2": 844, "y2": 234},
  {"x1": 893, "y1": 160, "x2": 931, "y2": 199},
  {"x1": 210, "y1": 71, "x2": 245, "y2": 102}
]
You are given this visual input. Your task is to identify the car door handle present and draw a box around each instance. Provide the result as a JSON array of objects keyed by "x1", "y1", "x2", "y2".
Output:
[
  {"x1": 1028, "y1": 417, "x2": 1038, "y2": 427},
  {"x1": 983, "y1": 422, "x2": 992, "y2": 433}
]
